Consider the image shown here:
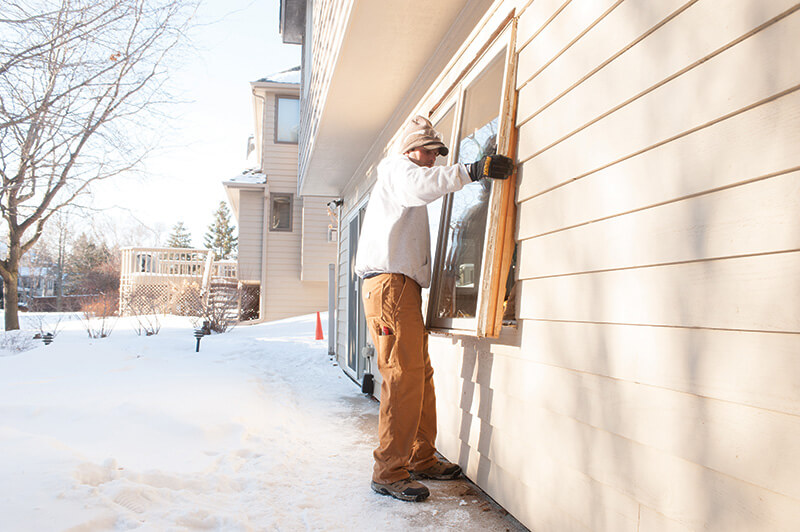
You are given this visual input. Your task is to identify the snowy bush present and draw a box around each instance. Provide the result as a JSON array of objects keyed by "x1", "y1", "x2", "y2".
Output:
[
  {"x1": 81, "y1": 294, "x2": 118, "y2": 338},
  {"x1": 186, "y1": 283, "x2": 239, "y2": 334},
  {"x1": 0, "y1": 330, "x2": 35, "y2": 354},
  {"x1": 124, "y1": 289, "x2": 165, "y2": 336},
  {"x1": 30, "y1": 314, "x2": 67, "y2": 340}
]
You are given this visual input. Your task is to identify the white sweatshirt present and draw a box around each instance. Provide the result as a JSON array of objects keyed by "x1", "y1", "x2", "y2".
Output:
[{"x1": 354, "y1": 154, "x2": 471, "y2": 288}]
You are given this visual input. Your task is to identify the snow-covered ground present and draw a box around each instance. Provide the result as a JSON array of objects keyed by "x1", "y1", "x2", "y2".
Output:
[{"x1": 0, "y1": 312, "x2": 521, "y2": 531}]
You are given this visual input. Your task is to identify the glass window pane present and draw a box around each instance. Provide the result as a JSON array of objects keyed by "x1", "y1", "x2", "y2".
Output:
[
  {"x1": 433, "y1": 51, "x2": 504, "y2": 320},
  {"x1": 427, "y1": 106, "x2": 456, "y2": 262},
  {"x1": 276, "y1": 97, "x2": 299, "y2": 143},
  {"x1": 271, "y1": 194, "x2": 292, "y2": 231}
]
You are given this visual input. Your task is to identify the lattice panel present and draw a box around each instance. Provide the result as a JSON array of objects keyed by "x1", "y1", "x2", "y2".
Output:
[
  {"x1": 239, "y1": 284, "x2": 260, "y2": 321},
  {"x1": 120, "y1": 281, "x2": 204, "y2": 317}
]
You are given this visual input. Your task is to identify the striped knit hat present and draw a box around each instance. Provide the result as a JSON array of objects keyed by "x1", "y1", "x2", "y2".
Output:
[{"x1": 398, "y1": 115, "x2": 449, "y2": 156}]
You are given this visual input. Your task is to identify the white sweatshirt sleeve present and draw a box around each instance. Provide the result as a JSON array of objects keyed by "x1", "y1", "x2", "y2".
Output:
[{"x1": 382, "y1": 156, "x2": 471, "y2": 207}]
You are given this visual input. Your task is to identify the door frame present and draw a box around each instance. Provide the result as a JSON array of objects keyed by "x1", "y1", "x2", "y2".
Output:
[{"x1": 345, "y1": 201, "x2": 369, "y2": 381}]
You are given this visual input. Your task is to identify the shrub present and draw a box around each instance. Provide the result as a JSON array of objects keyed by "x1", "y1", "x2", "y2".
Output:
[{"x1": 81, "y1": 293, "x2": 118, "y2": 338}]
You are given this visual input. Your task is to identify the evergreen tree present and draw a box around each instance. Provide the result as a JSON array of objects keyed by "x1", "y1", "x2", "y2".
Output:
[
  {"x1": 204, "y1": 202, "x2": 238, "y2": 260},
  {"x1": 65, "y1": 234, "x2": 119, "y2": 295},
  {"x1": 166, "y1": 222, "x2": 193, "y2": 248}
]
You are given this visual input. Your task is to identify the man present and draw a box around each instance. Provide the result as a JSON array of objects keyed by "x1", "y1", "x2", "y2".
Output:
[{"x1": 355, "y1": 115, "x2": 513, "y2": 502}]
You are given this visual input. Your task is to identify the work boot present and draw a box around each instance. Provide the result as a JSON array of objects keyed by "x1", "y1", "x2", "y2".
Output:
[
  {"x1": 411, "y1": 459, "x2": 462, "y2": 480},
  {"x1": 371, "y1": 478, "x2": 430, "y2": 502}
]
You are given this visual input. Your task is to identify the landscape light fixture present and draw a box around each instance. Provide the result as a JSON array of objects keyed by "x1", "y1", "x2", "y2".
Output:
[{"x1": 194, "y1": 329, "x2": 204, "y2": 352}]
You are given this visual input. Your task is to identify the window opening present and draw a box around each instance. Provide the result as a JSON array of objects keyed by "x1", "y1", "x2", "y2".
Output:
[
  {"x1": 427, "y1": 104, "x2": 456, "y2": 261},
  {"x1": 275, "y1": 96, "x2": 299, "y2": 143},
  {"x1": 432, "y1": 51, "x2": 505, "y2": 323},
  {"x1": 270, "y1": 193, "x2": 293, "y2": 231}
]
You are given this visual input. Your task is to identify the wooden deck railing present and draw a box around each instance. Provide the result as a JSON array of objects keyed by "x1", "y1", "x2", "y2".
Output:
[{"x1": 119, "y1": 247, "x2": 239, "y2": 316}]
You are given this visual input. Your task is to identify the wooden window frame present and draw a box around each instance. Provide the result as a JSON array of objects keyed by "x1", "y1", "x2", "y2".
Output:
[
  {"x1": 425, "y1": 16, "x2": 518, "y2": 338},
  {"x1": 274, "y1": 95, "x2": 300, "y2": 144},
  {"x1": 269, "y1": 192, "x2": 294, "y2": 232}
]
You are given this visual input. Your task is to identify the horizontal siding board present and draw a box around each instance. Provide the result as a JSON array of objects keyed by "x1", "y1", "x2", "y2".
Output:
[
  {"x1": 434, "y1": 344, "x2": 800, "y2": 531},
  {"x1": 516, "y1": 0, "x2": 570, "y2": 55},
  {"x1": 518, "y1": 170, "x2": 800, "y2": 278},
  {"x1": 517, "y1": 0, "x2": 691, "y2": 118},
  {"x1": 638, "y1": 507, "x2": 695, "y2": 532},
  {"x1": 509, "y1": 397, "x2": 800, "y2": 531},
  {"x1": 515, "y1": 0, "x2": 622, "y2": 89},
  {"x1": 517, "y1": 10, "x2": 800, "y2": 199},
  {"x1": 516, "y1": 319, "x2": 800, "y2": 417},
  {"x1": 302, "y1": 196, "x2": 338, "y2": 281},
  {"x1": 517, "y1": 0, "x2": 798, "y2": 128},
  {"x1": 481, "y1": 351, "x2": 800, "y2": 500},
  {"x1": 437, "y1": 429, "x2": 600, "y2": 532},
  {"x1": 518, "y1": 252, "x2": 800, "y2": 332},
  {"x1": 436, "y1": 400, "x2": 636, "y2": 532},
  {"x1": 516, "y1": 90, "x2": 800, "y2": 238},
  {"x1": 237, "y1": 190, "x2": 264, "y2": 282}
]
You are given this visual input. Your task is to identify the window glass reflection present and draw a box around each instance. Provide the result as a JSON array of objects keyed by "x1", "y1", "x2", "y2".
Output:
[
  {"x1": 276, "y1": 97, "x2": 299, "y2": 143},
  {"x1": 434, "y1": 51, "x2": 504, "y2": 319},
  {"x1": 427, "y1": 106, "x2": 455, "y2": 263},
  {"x1": 271, "y1": 194, "x2": 293, "y2": 231}
]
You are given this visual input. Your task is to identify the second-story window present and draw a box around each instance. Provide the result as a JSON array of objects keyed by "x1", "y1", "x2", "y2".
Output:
[{"x1": 275, "y1": 95, "x2": 299, "y2": 143}]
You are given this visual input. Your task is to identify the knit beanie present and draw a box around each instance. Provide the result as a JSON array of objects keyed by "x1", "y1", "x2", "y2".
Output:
[{"x1": 398, "y1": 115, "x2": 449, "y2": 156}]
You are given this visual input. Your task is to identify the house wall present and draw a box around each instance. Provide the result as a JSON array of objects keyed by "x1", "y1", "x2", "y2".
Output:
[
  {"x1": 237, "y1": 190, "x2": 264, "y2": 282},
  {"x1": 300, "y1": 195, "x2": 337, "y2": 282},
  {"x1": 331, "y1": 0, "x2": 496, "y2": 385},
  {"x1": 335, "y1": 210, "x2": 349, "y2": 364},
  {"x1": 259, "y1": 89, "x2": 329, "y2": 321},
  {"x1": 428, "y1": 1, "x2": 800, "y2": 531},
  {"x1": 327, "y1": 0, "x2": 800, "y2": 530},
  {"x1": 299, "y1": 0, "x2": 353, "y2": 189}
]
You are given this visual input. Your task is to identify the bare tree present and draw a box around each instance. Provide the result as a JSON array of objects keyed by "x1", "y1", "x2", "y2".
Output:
[{"x1": 0, "y1": 0, "x2": 197, "y2": 329}]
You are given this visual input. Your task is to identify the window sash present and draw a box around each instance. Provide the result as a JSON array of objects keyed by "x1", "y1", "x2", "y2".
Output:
[{"x1": 426, "y1": 18, "x2": 518, "y2": 337}]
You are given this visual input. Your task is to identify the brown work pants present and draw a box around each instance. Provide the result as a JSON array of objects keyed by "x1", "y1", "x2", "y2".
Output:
[{"x1": 361, "y1": 273, "x2": 438, "y2": 484}]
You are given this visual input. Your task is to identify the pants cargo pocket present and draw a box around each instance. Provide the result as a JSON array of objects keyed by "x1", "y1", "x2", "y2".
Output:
[{"x1": 377, "y1": 333, "x2": 396, "y2": 369}]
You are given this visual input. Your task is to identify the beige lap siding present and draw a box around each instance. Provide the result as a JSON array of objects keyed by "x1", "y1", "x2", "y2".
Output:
[
  {"x1": 301, "y1": 196, "x2": 338, "y2": 282},
  {"x1": 258, "y1": 89, "x2": 329, "y2": 322},
  {"x1": 430, "y1": 1, "x2": 800, "y2": 531},
  {"x1": 237, "y1": 190, "x2": 264, "y2": 282}
]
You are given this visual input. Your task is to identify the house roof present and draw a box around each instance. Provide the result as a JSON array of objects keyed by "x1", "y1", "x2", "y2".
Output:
[
  {"x1": 222, "y1": 170, "x2": 267, "y2": 220},
  {"x1": 224, "y1": 170, "x2": 267, "y2": 186},
  {"x1": 256, "y1": 66, "x2": 300, "y2": 85}
]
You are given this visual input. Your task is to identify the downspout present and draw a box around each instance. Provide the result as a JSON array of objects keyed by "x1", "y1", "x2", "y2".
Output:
[
  {"x1": 327, "y1": 198, "x2": 344, "y2": 357},
  {"x1": 253, "y1": 88, "x2": 269, "y2": 322}
]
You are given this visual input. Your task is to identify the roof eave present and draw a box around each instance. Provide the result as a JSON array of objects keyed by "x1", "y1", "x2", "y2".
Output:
[{"x1": 298, "y1": 0, "x2": 475, "y2": 197}]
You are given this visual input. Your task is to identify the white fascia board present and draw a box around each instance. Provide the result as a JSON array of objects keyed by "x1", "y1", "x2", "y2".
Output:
[{"x1": 222, "y1": 180, "x2": 265, "y2": 220}]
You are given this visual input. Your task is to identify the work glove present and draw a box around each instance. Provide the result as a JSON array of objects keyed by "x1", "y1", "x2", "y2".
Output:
[{"x1": 465, "y1": 154, "x2": 514, "y2": 182}]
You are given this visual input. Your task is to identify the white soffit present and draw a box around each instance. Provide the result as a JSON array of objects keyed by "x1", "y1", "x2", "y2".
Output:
[{"x1": 301, "y1": 0, "x2": 469, "y2": 196}]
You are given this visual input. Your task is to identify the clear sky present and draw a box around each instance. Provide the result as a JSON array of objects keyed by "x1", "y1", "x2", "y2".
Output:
[{"x1": 91, "y1": 0, "x2": 301, "y2": 248}]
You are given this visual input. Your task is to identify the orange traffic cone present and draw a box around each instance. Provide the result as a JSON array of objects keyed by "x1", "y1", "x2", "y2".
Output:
[{"x1": 315, "y1": 311, "x2": 324, "y2": 340}]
